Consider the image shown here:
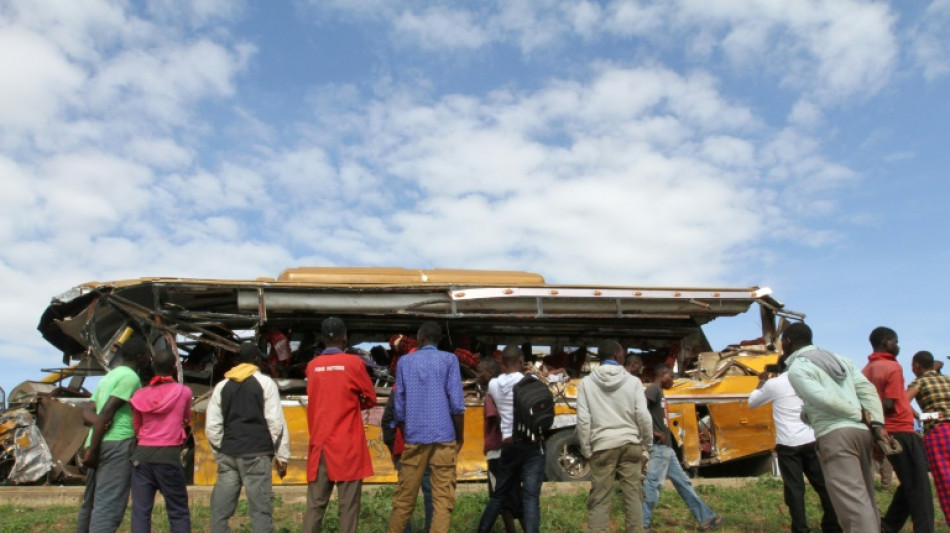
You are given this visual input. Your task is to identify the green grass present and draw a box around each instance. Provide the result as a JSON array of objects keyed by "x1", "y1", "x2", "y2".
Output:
[{"x1": 0, "y1": 477, "x2": 944, "y2": 532}]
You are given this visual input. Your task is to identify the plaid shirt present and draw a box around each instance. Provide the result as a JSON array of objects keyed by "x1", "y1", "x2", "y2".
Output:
[{"x1": 910, "y1": 370, "x2": 950, "y2": 432}]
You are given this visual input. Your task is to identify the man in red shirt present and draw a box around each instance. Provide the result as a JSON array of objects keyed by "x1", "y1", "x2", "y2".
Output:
[
  {"x1": 862, "y1": 326, "x2": 934, "y2": 533},
  {"x1": 302, "y1": 318, "x2": 378, "y2": 533}
]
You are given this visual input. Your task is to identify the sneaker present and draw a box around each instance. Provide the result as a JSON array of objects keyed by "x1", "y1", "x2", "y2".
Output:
[{"x1": 700, "y1": 515, "x2": 724, "y2": 531}]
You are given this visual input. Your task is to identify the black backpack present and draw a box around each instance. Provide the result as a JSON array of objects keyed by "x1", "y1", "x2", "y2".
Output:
[{"x1": 512, "y1": 375, "x2": 555, "y2": 442}]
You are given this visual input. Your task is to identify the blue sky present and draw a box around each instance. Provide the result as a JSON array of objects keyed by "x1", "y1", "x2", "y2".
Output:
[{"x1": 2, "y1": 0, "x2": 949, "y2": 396}]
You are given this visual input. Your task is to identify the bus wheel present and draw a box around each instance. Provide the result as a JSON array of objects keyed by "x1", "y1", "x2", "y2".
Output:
[{"x1": 544, "y1": 430, "x2": 590, "y2": 481}]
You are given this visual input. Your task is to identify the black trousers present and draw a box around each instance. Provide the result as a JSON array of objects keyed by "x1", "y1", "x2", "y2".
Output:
[
  {"x1": 776, "y1": 442, "x2": 842, "y2": 533},
  {"x1": 131, "y1": 462, "x2": 191, "y2": 533},
  {"x1": 883, "y1": 432, "x2": 935, "y2": 533}
]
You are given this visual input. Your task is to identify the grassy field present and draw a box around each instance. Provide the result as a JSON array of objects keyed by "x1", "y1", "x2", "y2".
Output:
[{"x1": 1, "y1": 476, "x2": 945, "y2": 532}]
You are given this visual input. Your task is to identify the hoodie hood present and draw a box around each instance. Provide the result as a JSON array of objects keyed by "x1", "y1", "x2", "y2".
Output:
[
  {"x1": 589, "y1": 365, "x2": 630, "y2": 392},
  {"x1": 130, "y1": 382, "x2": 189, "y2": 415},
  {"x1": 225, "y1": 363, "x2": 259, "y2": 383},
  {"x1": 792, "y1": 346, "x2": 847, "y2": 383}
]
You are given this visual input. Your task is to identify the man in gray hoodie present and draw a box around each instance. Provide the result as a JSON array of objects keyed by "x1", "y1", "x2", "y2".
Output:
[{"x1": 576, "y1": 340, "x2": 653, "y2": 533}]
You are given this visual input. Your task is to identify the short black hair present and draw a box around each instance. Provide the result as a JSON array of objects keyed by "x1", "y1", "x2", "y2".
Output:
[
  {"x1": 321, "y1": 317, "x2": 346, "y2": 343},
  {"x1": 417, "y1": 321, "x2": 442, "y2": 346},
  {"x1": 478, "y1": 357, "x2": 501, "y2": 378},
  {"x1": 597, "y1": 340, "x2": 623, "y2": 362},
  {"x1": 783, "y1": 322, "x2": 813, "y2": 346},
  {"x1": 152, "y1": 349, "x2": 177, "y2": 376},
  {"x1": 869, "y1": 326, "x2": 897, "y2": 349},
  {"x1": 117, "y1": 336, "x2": 150, "y2": 364},
  {"x1": 237, "y1": 341, "x2": 263, "y2": 364},
  {"x1": 625, "y1": 354, "x2": 643, "y2": 367},
  {"x1": 501, "y1": 345, "x2": 523, "y2": 369},
  {"x1": 654, "y1": 363, "x2": 673, "y2": 376},
  {"x1": 913, "y1": 350, "x2": 935, "y2": 370}
]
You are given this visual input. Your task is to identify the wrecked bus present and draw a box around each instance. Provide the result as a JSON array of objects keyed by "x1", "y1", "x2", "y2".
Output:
[{"x1": 1, "y1": 267, "x2": 803, "y2": 485}]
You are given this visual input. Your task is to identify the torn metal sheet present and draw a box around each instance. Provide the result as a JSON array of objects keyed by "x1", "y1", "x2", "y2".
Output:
[{"x1": 0, "y1": 409, "x2": 53, "y2": 484}]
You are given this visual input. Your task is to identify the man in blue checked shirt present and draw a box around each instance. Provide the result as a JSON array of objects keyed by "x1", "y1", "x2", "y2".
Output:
[{"x1": 387, "y1": 322, "x2": 466, "y2": 533}]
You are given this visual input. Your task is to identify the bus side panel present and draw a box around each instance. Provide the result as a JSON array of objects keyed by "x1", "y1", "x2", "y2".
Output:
[
  {"x1": 668, "y1": 403, "x2": 700, "y2": 467},
  {"x1": 707, "y1": 402, "x2": 774, "y2": 462}
]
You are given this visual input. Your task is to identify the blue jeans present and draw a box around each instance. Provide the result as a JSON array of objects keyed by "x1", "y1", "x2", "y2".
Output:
[
  {"x1": 642, "y1": 444, "x2": 716, "y2": 528},
  {"x1": 77, "y1": 438, "x2": 133, "y2": 533},
  {"x1": 131, "y1": 462, "x2": 191, "y2": 533},
  {"x1": 477, "y1": 442, "x2": 545, "y2": 533}
]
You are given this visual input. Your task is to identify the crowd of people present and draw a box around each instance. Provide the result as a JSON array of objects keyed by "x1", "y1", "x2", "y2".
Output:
[{"x1": 74, "y1": 318, "x2": 950, "y2": 532}]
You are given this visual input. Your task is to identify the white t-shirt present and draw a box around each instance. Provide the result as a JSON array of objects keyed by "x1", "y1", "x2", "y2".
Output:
[
  {"x1": 748, "y1": 373, "x2": 816, "y2": 447},
  {"x1": 488, "y1": 372, "x2": 524, "y2": 440}
]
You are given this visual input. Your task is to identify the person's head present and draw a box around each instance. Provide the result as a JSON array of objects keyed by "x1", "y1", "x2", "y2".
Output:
[
  {"x1": 597, "y1": 340, "x2": 624, "y2": 365},
  {"x1": 912, "y1": 350, "x2": 935, "y2": 377},
  {"x1": 237, "y1": 341, "x2": 263, "y2": 364},
  {"x1": 869, "y1": 326, "x2": 899, "y2": 356},
  {"x1": 476, "y1": 358, "x2": 501, "y2": 387},
  {"x1": 781, "y1": 322, "x2": 813, "y2": 355},
  {"x1": 936, "y1": 360, "x2": 944, "y2": 374},
  {"x1": 151, "y1": 348, "x2": 178, "y2": 378},
  {"x1": 116, "y1": 336, "x2": 151, "y2": 372},
  {"x1": 654, "y1": 363, "x2": 674, "y2": 389},
  {"x1": 416, "y1": 321, "x2": 442, "y2": 347},
  {"x1": 320, "y1": 317, "x2": 347, "y2": 349},
  {"x1": 625, "y1": 354, "x2": 643, "y2": 376},
  {"x1": 501, "y1": 344, "x2": 523, "y2": 373}
]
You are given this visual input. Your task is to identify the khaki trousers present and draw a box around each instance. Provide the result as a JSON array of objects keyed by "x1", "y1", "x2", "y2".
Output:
[
  {"x1": 588, "y1": 443, "x2": 644, "y2": 533},
  {"x1": 387, "y1": 442, "x2": 457, "y2": 533},
  {"x1": 302, "y1": 454, "x2": 363, "y2": 533},
  {"x1": 816, "y1": 427, "x2": 879, "y2": 533}
]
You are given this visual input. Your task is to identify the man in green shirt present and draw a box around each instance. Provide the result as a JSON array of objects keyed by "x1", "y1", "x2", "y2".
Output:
[{"x1": 77, "y1": 336, "x2": 150, "y2": 533}]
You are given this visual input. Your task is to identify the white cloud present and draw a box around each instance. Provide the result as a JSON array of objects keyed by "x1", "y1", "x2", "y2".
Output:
[
  {"x1": 912, "y1": 0, "x2": 950, "y2": 81},
  {"x1": 394, "y1": 7, "x2": 489, "y2": 50}
]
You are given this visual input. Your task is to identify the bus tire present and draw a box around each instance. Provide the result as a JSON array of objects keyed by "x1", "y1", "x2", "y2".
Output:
[{"x1": 544, "y1": 429, "x2": 590, "y2": 482}]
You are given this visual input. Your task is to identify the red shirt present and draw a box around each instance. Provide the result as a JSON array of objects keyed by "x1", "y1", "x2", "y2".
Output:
[
  {"x1": 862, "y1": 352, "x2": 915, "y2": 433},
  {"x1": 306, "y1": 350, "x2": 378, "y2": 482}
]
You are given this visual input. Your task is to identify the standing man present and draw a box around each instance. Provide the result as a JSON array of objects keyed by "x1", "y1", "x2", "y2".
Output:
[
  {"x1": 302, "y1": 318, "x2": 378, "y2": 532},
  {"x1": 576, "y1": 340, "x2": 653, "y2": 533},
  {"x1": 783, "y1": 322, "x2": 886, "y2": 533},
  {"x1": 862, "y1": 327, "x2": 934, "y2": 533},
  {"x1": 477, "y1": 345, "x2": 546, "y2": 533},
  {"x1": 906, "y1": 350, "x2": 950, "y2": 527},
  {"x1": 206, "y1": 342, "x2": 290, "y2": 533},
  {"x1": 625, "y1": 354, "x2": 644, "y2": 380},
  {"x1": 78, "y1": 336, "x2": 150, "y2": 533},
  {"x1": 478, "y1": 357, "x2": 521, "y2": 533},
  {"x1": 388, "y1": 322, "x2": 466, "y2": 533},
  {"x1": 641, "y1": 364, "x2": 723, "y2": 532},
  {"x1": 129, "y1": 349, "x2": 193, "y2": 533},
  {"x1": 748, "y1": 358, "x2": 841, "y2": 533}
]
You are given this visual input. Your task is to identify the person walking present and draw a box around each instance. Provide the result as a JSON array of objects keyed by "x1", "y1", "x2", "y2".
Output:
[
  {"x1": 784, "y1": 322, "x2": 886, "y2": 533},
  {"x1": 129, "y1": 348, "x2": 192, "y2": 533},
  {"x1": 906, "y1": 350, "x2": 950, "y2": 528},
  {"x1": 206, "y1": 342, "x2": 290, "y2": 533},
  {"x1": 863, "y1": 327, "x2": 934, "y2": 533},
  {"x1": 77, "y1": 336, "x2": 150, "y2": 533},
  {"x1": 641, "y1": 363, "x2": 723, "y2": 532},
  {"x1": 748, "y1": 358, "x2": 841, "y2": 533},
  {"x1": 302, "y1": 318, "x2": 378, "y2": 532},
  {"x1": 576, "y1": 340, "x2": 653, "y2": 533},
  {"x1": 387, "y1": 322, "x2": 466, "y2": 533}
]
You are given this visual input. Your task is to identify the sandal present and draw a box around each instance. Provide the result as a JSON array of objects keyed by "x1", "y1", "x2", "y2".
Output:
[{"x1": 700, "y1": 515, "x2": 724, "y2": 531}]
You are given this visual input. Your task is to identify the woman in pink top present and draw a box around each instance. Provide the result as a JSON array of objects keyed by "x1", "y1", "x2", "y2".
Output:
[{"x1": 129, "y1": 350, "x2": 193, "y2": 533}]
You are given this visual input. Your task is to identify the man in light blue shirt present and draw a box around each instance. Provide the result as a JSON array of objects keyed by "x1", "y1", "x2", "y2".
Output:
[
  {"x1": 784, "y1": 322, "x2": 886, "y2": 533},
  {"x1": 388, "y1": 321, "x2": 465, "y2": 533}
]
